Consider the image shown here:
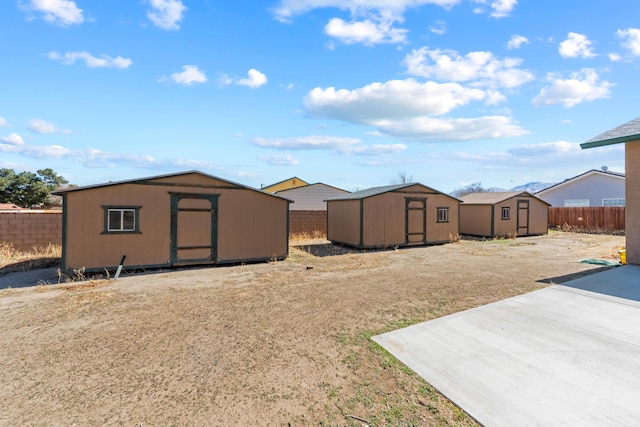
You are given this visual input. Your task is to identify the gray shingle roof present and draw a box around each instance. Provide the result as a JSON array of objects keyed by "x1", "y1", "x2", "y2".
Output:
[
  {"x1": 582, "y1": 116, "x2": 640, "y2": 148},
  {"x1": 325, "y1": 183, "x2": 415, "y2": 201}
]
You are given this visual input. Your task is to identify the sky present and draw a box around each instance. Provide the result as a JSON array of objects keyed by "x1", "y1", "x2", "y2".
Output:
[{"x1": 1, "y1": 0, "x2": 638, "y2": 194}]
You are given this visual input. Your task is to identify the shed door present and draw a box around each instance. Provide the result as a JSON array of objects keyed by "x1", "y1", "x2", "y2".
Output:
[
  {"x1": 517, "y1": 199, "x2": 529, "y2": 236},
  {"x1": 405, "y1": 198, "x2": 427, "y2": 245},
  {"x1": 170, "y1": 193, "x2": 218, "y2": 265}
]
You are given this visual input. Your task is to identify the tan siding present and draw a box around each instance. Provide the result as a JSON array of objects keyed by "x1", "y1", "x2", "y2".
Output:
[
  {"x1": 362, "y1": 193, "x2": 405, "y2": 247},
  {"x1": 460, "y1": 205, "x2": 492, "y2": 236},
  {"x1": 427, "y1": 194, "x2": 460, "y2": 242},
  {"x1": 327, "y1": 200, "x2": 360, "y2": 245},
  {"x1": 63, "y1": 177, "x2": 288, "y2": 270},
  {"x1": 626, "y1": 143, "x2": 640, "y2": 264}
]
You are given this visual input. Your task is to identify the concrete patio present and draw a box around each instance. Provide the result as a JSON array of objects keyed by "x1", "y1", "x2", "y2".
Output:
[{"x1": 373, "y1": 265, "x2": 640, "y2": 426}]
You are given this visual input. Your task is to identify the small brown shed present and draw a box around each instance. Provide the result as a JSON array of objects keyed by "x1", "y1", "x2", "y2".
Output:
[
  {"x1": 54, "y1": 171, "x2": 290, "y2": 271},
  {"x1": 326, "y1": 183, "x2": 460, "y2": 249},
  {"x1": 459, "y1": 191, "x2": 549, "y2": 238}
]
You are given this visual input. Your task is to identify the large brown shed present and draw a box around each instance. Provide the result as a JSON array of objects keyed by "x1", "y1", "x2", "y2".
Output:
[
  {"x1": 54, "y1": 171, "x2": 290, "y2": 271},
  {"x1": 326, "y1": 183, "x2": 460, "y2": 249},
  {"x1": 459, "y1": 191, "x2": 549, "y2": 238}
]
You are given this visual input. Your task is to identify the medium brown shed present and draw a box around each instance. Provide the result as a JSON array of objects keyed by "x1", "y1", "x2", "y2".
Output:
[
  {"x1": 54, "y1": 171, "x2": 290, "y2": 271},
  {"x1": 459, "y1": 191, "x2": 549, "y2": 238},
  {"x1": 326, "y1": 183, "x2": 460, "y2": 249}
]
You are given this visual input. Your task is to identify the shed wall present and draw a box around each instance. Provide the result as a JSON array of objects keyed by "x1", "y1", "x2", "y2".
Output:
[
  {"x1": 627, "y1": 143, "x2": 640, "y2": 264},
  {"x1": 327, "y1": 200, "x2": 361, "y2": 246},
  {"x1": 459, "y1": 205, "x2": 493, "y2": 236},
  {"x1": 63, "y1": 176, "x2": 288, "y2": 270}
]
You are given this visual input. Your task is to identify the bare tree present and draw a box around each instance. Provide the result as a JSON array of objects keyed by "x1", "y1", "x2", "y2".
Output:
[
  {"x1": 453, "y1": 182, "x2": 487, "y2": 197},
  {"x1": 390, "y1": 172, "x2": 414, "y2": 185}
]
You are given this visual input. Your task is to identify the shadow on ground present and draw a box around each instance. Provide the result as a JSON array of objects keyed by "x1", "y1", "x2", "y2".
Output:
[{"x1": 537, "y1": 266, "x2": 618, "y2": 284}]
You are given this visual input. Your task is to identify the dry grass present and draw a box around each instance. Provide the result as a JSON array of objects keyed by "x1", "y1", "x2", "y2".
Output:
[{"x1": 0, "y1": 242, "x2": 61, "y2": 273}]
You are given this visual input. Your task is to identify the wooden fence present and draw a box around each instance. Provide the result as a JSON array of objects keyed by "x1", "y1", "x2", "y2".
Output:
[{"x1": 548, "y1": 207, "x2": 625, "y2": 234}]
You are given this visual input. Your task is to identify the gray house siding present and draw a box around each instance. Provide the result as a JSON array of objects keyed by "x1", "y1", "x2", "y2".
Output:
[
  {"x1": 276, "y1": 183, "x2": 349, "y2": 211},
  {"x1": 536, "y1": 171, "x2": 625, "y2": 207}
]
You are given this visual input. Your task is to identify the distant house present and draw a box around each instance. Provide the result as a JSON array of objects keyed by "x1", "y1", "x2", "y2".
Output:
[
  {"x1": 535, "y1": 169, "x2": 625, "y2": 207},
  {"x1": 53, "y1": 171, "x2": 290, "y2": 271},
  {"x1": 0, "y1": 203, "x2": 23, "y2": 211},
  {"x1": 581, "y1": 116, "x2": 640, "y2": 265},
  {"x1": 276, "y1": 183, "x2": 350, "y2": 237},
  {"x1": 275, "y1": 183, "x2": 349, "y2": 211},
  {"x1": 261, "y1": 177, "x2": 308, "y2": 193},
  {"x1": 459, "y1": 192, "x2": 549, "y2": 238},
  {"x1": 326, "y1": 183, "x2": 460, "y2": 249}
]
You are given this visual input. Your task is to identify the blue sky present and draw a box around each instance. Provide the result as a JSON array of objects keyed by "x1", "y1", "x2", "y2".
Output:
[{"x1": 1, "y1": 1, "x2": 638, "y2": 193}]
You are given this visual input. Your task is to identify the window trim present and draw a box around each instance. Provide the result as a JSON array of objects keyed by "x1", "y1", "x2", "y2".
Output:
[
  {"x1": 501, "y1": 207, "x2": 510, "y2": 220},
  {"x1": 436, "y1": 207, "x2": 449, "y2": 223},
  {"x1": 602, "y1": 198, "x2": 625, "y2": 207},
  {"x1": 564, "y1": 199, "x2": 590, "y2": 207},
  {"x1": 102, "y1": 206, "x2": 142, "y2": 234}
]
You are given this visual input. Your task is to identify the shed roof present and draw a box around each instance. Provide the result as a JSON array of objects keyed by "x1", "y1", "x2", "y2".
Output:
[
  {"x1": 535, "y1": 169, "x2": 625, "y2": 196},
  {"x1": 460, "y1": 191, "x2": 549, "y2": 205},
  {"x1": 52, "y1": 170, "x2": 290, "y2": 201},
  {"x1": 581, "y1": 116, "x2": 640, "y2": 148},
  {"x1": 326, "y1": 183, "x2": 460, "y2": 202}
]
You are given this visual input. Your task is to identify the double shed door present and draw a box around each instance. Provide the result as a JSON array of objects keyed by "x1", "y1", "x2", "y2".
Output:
[{"x1": 170, "y1": 193, "x2": 218, "y2": 265}]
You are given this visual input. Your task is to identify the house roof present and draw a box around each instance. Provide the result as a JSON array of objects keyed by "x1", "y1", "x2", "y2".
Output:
[
  {"x1": 326, "y1": 183, "x2": 461, "y2": 202},
  {"x1": 260, "y1": 176, "x2": 309, "y2": 192},
  {"x1": 535, "y1": 169, "x2": 625, "y2": 195},
  {"x1": 581, "y1": 116, "x2": 640, "y2": 148},
  {"x1": 52, "y1": 170, "x2": 290, "y2": 201},
  {"x1": 460, "y1": 191, "x2": 549, "y2": 205},
  {"x1": 0, "y1": 203, "x2": 22, "y2": 210},
  {"x1": 274, "y1": 182, "x2": 348, "y2": 195}
]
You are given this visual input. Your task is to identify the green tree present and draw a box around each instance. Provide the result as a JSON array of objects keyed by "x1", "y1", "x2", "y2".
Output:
[{"x1": 0, "y1": 168, "x2": 68, "y2": 208}]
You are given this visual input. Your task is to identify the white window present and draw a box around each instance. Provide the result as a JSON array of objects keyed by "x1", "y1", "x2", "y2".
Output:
[
  {"x1": 102, "y1": 206, "x2": 141, "y2": 233},
  {"x1": 501, "y1": 207, "x2": 510, "y2": 220},
  {"x1": 437, "y1": 207, "x2": 449, "y2": 223},
  {"x1": 564, "y1": 199, "x2": 590, "y2": 207},
  {"x1": 602, "y1": 198, "x2": 625, "y2": 207}
]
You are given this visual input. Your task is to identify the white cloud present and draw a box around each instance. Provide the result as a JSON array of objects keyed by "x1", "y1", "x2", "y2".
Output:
[
  {"x1": 609, "y1": 53, "x2": 622, "y2": 62},
  {"x1": 340, "y1": 143, "x2": 407, "y2": 155},
  {"x1": 559, "y1": 32, "x2": 596, "y2": 58},
  {"x1": 253, "y1": 135, "x2": 360, "y2": 150},
  {"x1": 21, "y1": 0, "x2": 84, "y2": 26},
  {"x1": 305, "y1": 79, "x2": 490, "y2": 123},
  {"x1": 147, "y1": 0, "x2": 187, "y2": 30},
  {"x1": 48, "y1": 51, "x2": 132, "y2": 69},
  {"x1": 27, "y1": 119, "x2": 70, "y2": 134},
  {"x1": 303, "y1": 79, "x2": 527, "y2": 141},
  {"x1": 375, "y1": 116, "x2": 528, "y2": 141},
  {"x1": 616, "y1": 28, "x2": 640, "y2": 56},
  {"x1": 471, "y1": 0, "x2": 517, "y2": 18},
  {"x1": 270, "y1": 0, "x2": 460, "y2": 23},
  {"x1": 170, "y1": 65, "x2": 207, "y2": 85},
  {"x1": 429, "y1": 20, "x2": 446, "y2": 35},
  {"x1": 404, "y1": 47, "x2": 534, "y2": 89},
  {"x1": 0, "y1": 141, "x2": 222, "y2": 170},
  {"x1": 0, "y1": 117, "x2": 8, "y2": 127},
  {"x1": 236, "y1": 69, "x2": 268, "y2": 88},
  {"x1": 532, "y1": 68, "x2": 613, "y2": 108},
  {"x1": 258, "y1": 154, "x2": 300, "y2": 166},
  {"x1": 507, "y1": 140, "x2": 580, "y2": 156},
  {"x1": 324, "y1": 17, "x2": 407, "y2": 45},
  {"x1": 219, "y1": 69, "x2": 268, "y2": 89},
  {"x1": 1, "y1": 133, "x2": 25, "y2": 146},
  {"x1": 507, "y1": 34, "x2": 528, "y2": 50}
]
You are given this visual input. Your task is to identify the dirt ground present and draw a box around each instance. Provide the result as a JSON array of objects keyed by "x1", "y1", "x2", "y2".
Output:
[{"x1": 0, "y1": 232, "x2": 625, "y2": 426}]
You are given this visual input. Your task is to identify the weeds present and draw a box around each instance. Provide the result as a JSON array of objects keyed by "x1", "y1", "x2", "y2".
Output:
[{"x1": 0, "y1": 242, "x2": 61, "y2": 273}]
